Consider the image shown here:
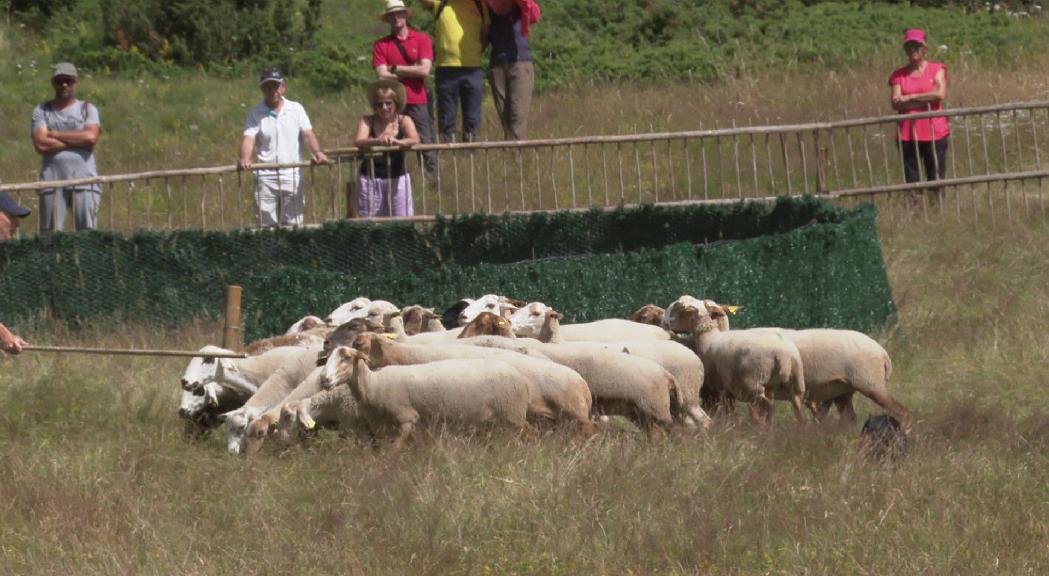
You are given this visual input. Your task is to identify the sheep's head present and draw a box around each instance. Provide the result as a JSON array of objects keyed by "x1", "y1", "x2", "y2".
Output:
[
  {"x1": 278, "y1": 399, "x2": 316, "y2": 440},
  {"x1": 285, "y1": 315, "x2": 326, "y2": 335},
  {"x1": 401, "y1": 305, "x2": 437, "y2": 335},
  {"x1": 509, "y1": 302, "x2": 550, "y2": 337},
  {"x1": 320, "y1": 317, "x2": 385, "y2": 365},
  {"x1": 458, "y1": 294, "x2": 521, "y2": 326},
  {"x1": 459, "y1": 311, "x2": 516, "y2": 339},
  {"x1": 364, "y1": 301, "x2": 400, "y2": 327},
  {"x1": 180, "y1": 345, "x2": 234, "y2": 391},
  {"x1": 220, "y1": 407, "x2": 260, "y2": 455},
  {"x1": 441, "y1": 299, "x2": 473, "y2": 329},
  {"x1": 178, "y1": 389, "x2": 207, "y2": 420},
  {"x1": 325, "y1": 297, "x2": 372, "y2": 326},
  {"x1": 321, "y1": 346, "x2": 365, "y2": 389},
  {"x1": 629, "y1": 304, "x2": 665, "y2": 326},
  {"x1": 662, "y1": 295, "x2": 706, "y2": 333},
  {"x1": 244, "y1": 416, "x2": 275, "y2": 455}
]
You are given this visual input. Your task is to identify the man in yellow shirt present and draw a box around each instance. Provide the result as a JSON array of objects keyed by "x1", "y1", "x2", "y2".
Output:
[{"x1": 421, "y1": 0, "x2": 489, "y2": 143}]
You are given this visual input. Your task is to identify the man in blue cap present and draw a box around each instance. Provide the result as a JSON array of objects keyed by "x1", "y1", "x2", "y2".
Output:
[{"x1": 0, "y1": 191, "x2": 31, "y2": 242}]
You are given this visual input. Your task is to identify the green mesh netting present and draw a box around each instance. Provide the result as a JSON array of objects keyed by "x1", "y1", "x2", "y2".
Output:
[{"x1": 0, "y1": 196, "x2": 894, "y2": 341}]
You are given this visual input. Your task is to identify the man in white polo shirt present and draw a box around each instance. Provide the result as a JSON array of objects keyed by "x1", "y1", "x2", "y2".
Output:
[{"x1": 238, "y1": 67, "x2": 328, "y2": 227}]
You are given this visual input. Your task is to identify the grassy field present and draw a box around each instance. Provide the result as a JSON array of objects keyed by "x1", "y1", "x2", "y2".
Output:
[
  {"x1": 5, "y1": 10, "x2": 1049, "y2": 572},
  {"x1": 2, "y1": 205, "x2": 1049, "y2": 574}
]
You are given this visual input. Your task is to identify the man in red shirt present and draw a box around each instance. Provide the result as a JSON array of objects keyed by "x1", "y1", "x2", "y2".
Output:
[{"x1": 373, "y1": 0, "x2": 437, "y2": 175}]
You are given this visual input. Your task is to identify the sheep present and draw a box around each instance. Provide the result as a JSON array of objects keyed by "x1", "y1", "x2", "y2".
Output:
[
  {"x1": 440, "y1": 299, "x2": 473, "y2": 329},
  {"x1": 322, "y1": 346, "x2": 533, "y2": 447},
  {"x1": 663, "y1": 295, "x2": 736, "y2": 333},
  {"x1": 286, "y1": 315, "x2": 327, "y2": 335},
  {"x1": 401, "y1": 305, "x2": 444, "y2": 336},
  {"x1": 680, "y1": 297, "x2": 908, "y2": 429},
  {"x1": 628, "y1": 304, "x2": 666, "y2": 326},
  {"x1": 243, "y1": 364, "x2": 337, "y2": 452},
  {"x1": 217, "y1": 345, "x2": 323, "y2": 455},
  {"x1": 325, "y1": 296, "x2": 372, "y2": 326},
  {"x1": 511, "y1": 301, "x2": 671, "y2": 342},
  {"x1": 181, "y1": 344, "x2": 305, "y2": 395},
  {"x1": 458, "y1": 311, "x2": 517, "y2": 339},
  {"x1": 277, "y1": 382, "x2": 368, "y2": 445},
  {"x1": 319, "y1": 317, "x2": 387, "y2": 364},
  {"x1": 388, "y1": 316, "x2": 463, "y2": 343},
  {"x1": 245, "y1": 330, "x2": 327, "y2": 356},
  {"x1": 461, "y1": 316, "x2": 680, "y2": 436},
  {"x1": 351, "y1": 333, "x2": 594, "y2": 435},
  {"x1": 537, "y1": 309, "x2": 710, "y2": 429},
  {"x1": 675, "y1": 301, "x2": 806, "y2": 425},
  {"x1": 364, "y1": 300, "x2": 401, "y2": 328},
  {"x1": 178, "y1": 382, "x2": 246, "y2": 435},
  {"x1": 458, "y1": 294, "x2": 524, "y2": 326}
]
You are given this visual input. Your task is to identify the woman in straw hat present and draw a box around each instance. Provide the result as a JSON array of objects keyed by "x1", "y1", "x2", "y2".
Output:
[
  {"x1": 354, "y1": 79, "x2": 420, "y2": 216},
  {"x1": 889, "y1": 28, "x2": 949, "y2": 205}
]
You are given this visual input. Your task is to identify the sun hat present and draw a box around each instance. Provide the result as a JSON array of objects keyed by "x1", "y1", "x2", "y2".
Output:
[
  {"x1": 902, "y1": 29, "x2": 926, "y2": 47},
  {"x1": 366, "y1": 79, "x2": 407, "y2": 112},
  {"x1": 52, "y1": 62, "x2": 78, "y2": 79},
  {"x1": 379, "y1": 0, "x2": 413, "y2": 21},
  {"x1": 0, "y1": 192, "x2": 31, "y2": 218},
  {"x1": 259, "y1": 66, "x2": 286, "y2": 86}
]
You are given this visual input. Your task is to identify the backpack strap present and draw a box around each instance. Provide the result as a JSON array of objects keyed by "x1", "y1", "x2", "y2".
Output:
[{"x1": 391, "y1": 35, "x2": 414, "y2": 64}]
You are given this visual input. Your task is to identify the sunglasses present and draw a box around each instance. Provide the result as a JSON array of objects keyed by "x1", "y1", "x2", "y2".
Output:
[
  {"x1": 373, "y1": 100, "x2": 396, "y2": 109},
  {"x1": 52, "y1": 77, "x2": 77, "y2": 86}
]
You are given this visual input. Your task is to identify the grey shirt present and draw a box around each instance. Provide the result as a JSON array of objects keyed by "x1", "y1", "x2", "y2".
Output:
[{"x1": 31, "y1": 99, "x2": 102, "y2": 192}]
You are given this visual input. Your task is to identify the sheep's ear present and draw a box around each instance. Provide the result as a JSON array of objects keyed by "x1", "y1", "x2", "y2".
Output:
[
  {"x1": 709, "y1": 305, "x2": 726, "y2": 319},
  {"x1": 549, "y1": 311, "x2": 563, "y2": 320}
]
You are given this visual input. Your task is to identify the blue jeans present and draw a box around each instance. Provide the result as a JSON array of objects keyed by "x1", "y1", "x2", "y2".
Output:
[{"x1": 435, "y1": 67, "x2": 484, "y2": 143}]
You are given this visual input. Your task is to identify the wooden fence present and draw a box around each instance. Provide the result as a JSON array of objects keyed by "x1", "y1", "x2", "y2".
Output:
[{"x1": 3, "y1": 100, "x2": 1048, "y2": 233}]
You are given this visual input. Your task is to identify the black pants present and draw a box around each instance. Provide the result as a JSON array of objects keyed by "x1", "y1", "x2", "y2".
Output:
[
  {"x1": 403, "y1": 103, "x2": 437, "y2": 174},
  {"x1": 899, "y1": 137, "x2": 948, "y2": 183}
]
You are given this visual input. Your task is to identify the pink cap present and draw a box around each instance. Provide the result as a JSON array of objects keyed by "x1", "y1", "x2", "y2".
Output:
[{"x1": 902, "y1": 29, "x2": 926, "y2": 47}]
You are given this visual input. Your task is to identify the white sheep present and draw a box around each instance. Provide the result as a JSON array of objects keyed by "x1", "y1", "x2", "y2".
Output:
[
  {"x1": 325, "y1": 297, "x2": 372, "y2": 326},
  {"x1": 387, "y1": 316, "x2": 463, "y2": 343},
  {"x1": 277, "y1": 383, "x2": 367, "y2": 444},
  {"x1": 676, "y1": 301, "x2": 806, "y2": 424},
  {"x1": 216, "y1": 346, "x2": 322, "y2": 454},
  {"x1": 694, "y1": 299, "x2": 908, "y2": 428},
  {"x1": 512, "y1": 301, "x2": 670, "y2": 341},
  {"x1": 322, "y1": 346, "x2": 533, "y2": 447},
  {"x1": 243, "y1": 364, "x2": 333, "y2": 451},
  {"x1": 458, "y1": 294, "x2": 523, "y2": 325},
  {"x1": 351, "y1": 333, "x2": 595, "y2": 435},
  {"x1": 537, "y1": 310, "x2": 710, "y2": 429},
  {"x1": 285, "y1": 315, "x2": 327, "y2": 335},
  {"x1": 460, "y1": 318, "x2": 680, "y2": 436}
]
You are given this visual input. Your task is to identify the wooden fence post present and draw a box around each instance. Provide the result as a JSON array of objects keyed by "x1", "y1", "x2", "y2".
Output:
[
  {"x1": 816, "y1": 130, "x2": 829, "y2": 195},
  {"x1": 223, "y1": 285, "x2": 244, "y2": 352}
]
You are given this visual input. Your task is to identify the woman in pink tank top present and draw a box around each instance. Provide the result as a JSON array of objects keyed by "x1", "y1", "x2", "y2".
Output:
[{"x1": 889, "y1": 28, "x2": 949, "y2": 191}]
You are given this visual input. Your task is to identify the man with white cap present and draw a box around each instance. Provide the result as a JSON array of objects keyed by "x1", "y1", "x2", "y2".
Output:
[
  {"x1": 30, "y1": 62, "x2": 102, "y2": 234},
  {"x1": 238, "y1": 67, "x2": 329, "y2": 228},
  {"x1": 373, "y1": 0, "x2": 437, "y2": 174},
  {"x1": 0, "y1": 192, "x2": 31, "y2": 242}
]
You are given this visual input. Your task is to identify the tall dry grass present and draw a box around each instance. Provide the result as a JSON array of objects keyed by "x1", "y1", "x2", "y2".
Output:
[{"x1": 4, "y1": 61, "x2": 1049, "y2": 574}]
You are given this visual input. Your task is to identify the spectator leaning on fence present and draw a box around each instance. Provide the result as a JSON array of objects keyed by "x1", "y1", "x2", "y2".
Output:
[
  {"x1": 889, "y1": 29, "x2": 950, "y2": 191},
  {"x1": 0, "y1": 323, "x2": 27, "y2": 355},
  {"x1": 0, "y1": 192, "x2": 31, "y2": 242},
  {"x1": 485, "y1": 0, "x2": 539, "y2": 140},
  {"x1": 31, "y1": 62, "x2": 102, "y2": 234},
  {"x1": 421, "y1": 0, "x2": 489, "y2": 144},
  {"x1": 354, "y1": 79, "x2": 420, "y2": 217},
  {"x1": 238, "y1": 67, "x2": 329, "y2": 228},
  {"x1": 373, "y1": 0, "x2": 437, "y2": 175}
]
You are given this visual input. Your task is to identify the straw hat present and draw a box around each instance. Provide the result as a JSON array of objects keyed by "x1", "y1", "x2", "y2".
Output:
[
  {"x1": 379, "y1": 0, "x2": 413, "y2": 21},
  {"x1": 366, "y1": 79, "x2": 407, "y2": 112}
]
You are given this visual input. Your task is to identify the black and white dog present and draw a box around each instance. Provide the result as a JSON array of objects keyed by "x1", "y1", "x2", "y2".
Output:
[{"x1": 860, "y1": 414, "x2": 908, "y2": 462}]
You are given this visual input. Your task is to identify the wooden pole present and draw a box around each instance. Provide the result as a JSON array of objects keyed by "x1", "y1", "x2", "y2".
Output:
[
  {"x1": 22, "y1": 345, "x2": 246, "y2": 359},
  {"x1": 223, "y1": 285, "x2": 244, "y2": 352}
]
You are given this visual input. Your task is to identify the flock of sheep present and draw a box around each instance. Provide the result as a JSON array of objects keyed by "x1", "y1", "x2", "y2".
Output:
[{"x1": 178, "y1": 295, "x2": 910, "y2": 455}]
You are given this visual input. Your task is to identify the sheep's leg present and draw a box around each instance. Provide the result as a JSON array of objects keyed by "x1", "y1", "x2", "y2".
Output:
[
  {"x1": 809, "y1": 400, "x2": 832, "y2": 423},
  {"x1": 789, "y1": 393, "x2": 807, "y2": 425},
  {"x1": 572, "y1": 419, "x2": 599, "y2": 442},
  {"x1": 834, "y1": 393, "x2": 857, "y2": 424},
  {"x1": 749, "y1": 394, "x2": 773, "y2": 425},
  {"x1": 391, "y1": 421, "x2": 414, "y2": 450}
]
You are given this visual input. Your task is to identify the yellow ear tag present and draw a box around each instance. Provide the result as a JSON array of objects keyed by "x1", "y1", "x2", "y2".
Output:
[
  {"x1": 383, "y1": 333, "x2": 398, "y2": 339},
  {"x1": 211, "y1": 397, "x2": 219, "y2": 406},
  {"x1": 726, "y1": 306, "x2": 740, "y2": 315},
  {"x1": 498, "y1": 320, "x2": 506, "y2": 326},
  {"x1": 305, "y1": 418, "x2": 316, "y2": 430}
]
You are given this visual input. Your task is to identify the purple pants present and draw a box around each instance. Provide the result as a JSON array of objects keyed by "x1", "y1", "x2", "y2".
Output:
[{"x1": 357, "y1": 173, "x2": 414, "y2": 217}]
